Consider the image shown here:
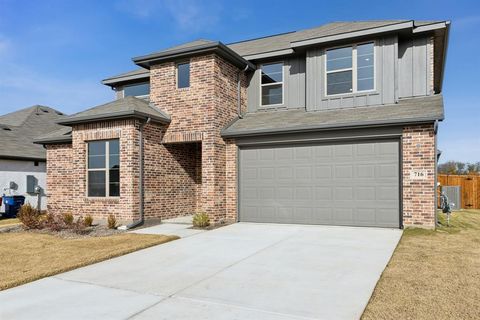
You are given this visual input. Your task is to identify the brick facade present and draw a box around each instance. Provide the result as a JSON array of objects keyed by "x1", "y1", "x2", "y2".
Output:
[
  {"x1": 45, "y1": 51, "x2": 437, "y2": 228},
  {"x1": 402, "y1": 124, "x2": 436, "y2": 228},
  {"x1": 46, "y1": 144, "x2": 73, "y2": 215},
  {"x1": 149, "y1": 54, "x2": 246, "y2": 223}
]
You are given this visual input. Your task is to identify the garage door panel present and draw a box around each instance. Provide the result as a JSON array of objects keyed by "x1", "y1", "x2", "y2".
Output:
[{"x1": 240, "y1": 140, "x2": 399, "y2": 228}]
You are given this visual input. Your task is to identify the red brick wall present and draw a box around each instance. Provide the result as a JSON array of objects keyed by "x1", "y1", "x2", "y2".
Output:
[
  {"x1": 143, "y1": 122, "x2": 200, "y2": 220},
  {"x1": 402, "y1": 124, "x2": 436, "y2": 228},
  {"x1": 149, "y1": 54, "x2": 247, "y2": 223},
  {"x1": 69, "y1": 120, "x2": 140, "y2": 223},
  {"x1": 46, "y1": 144, "x2": 73, "y2": 215}
]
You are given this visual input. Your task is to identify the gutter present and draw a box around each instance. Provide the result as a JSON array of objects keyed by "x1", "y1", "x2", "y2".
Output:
[
  {"x1": 439, "y1": 21, "x2": 451, "y2": 93},
  {"x1": 127, "y1": 117, "x2": 151, "y2": 229},
  {"x1": 222, "y1": 117, "x2": 443, "y2": 139}
]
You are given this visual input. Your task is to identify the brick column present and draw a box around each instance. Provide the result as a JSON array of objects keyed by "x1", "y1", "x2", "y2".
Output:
[
  {"x1": 402, "y1": 124, "x2": 436, "y2": 228},
  {"x1": 225, "y1": 139, "x2": 238, "y2": 222}
]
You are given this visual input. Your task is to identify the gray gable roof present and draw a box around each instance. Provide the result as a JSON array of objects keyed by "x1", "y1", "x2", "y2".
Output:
[
  {"x1": 102, "y1": 20, "x2": 446, "y2": 85},
  {"x1": 222, "y1": 95, "x2": 444, "y2": 138},
  {"x1": 0, "y1": 106, "x2": 67, "y2": 160},
  {"x1": 56, "y1": 96, "x2": 171, "y2": 126},
  {"x1": 228, "y1": 20, "x2": 406, "y2": 56},
  {"x1": 133, "y1": 40, "x2": 255, "y2": 70}
]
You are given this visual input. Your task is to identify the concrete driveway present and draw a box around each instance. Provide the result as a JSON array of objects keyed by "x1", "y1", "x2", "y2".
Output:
[{"x1": 0, "y1": 223, "x2": 401, "y2": 320}]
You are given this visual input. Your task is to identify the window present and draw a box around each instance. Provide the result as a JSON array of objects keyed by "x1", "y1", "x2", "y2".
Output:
[
  {"x1": 87, "y1": 140, "x2": 120, "y2": 197},
  {"x1": 124, "y1": 82, "x2": 150, "y2": 97},
  {"x1": 326, "y1": 42, "x2": 375, "y2": 95},
  {"x1": 260, "y1": 62, "x2": 283, "y2": 106},
  {"x1": 177, "y1": 62, "x2": 190, "y2": 88}
]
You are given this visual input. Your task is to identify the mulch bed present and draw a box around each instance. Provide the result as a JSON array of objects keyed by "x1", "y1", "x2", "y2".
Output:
[{"x1": 0, "y1": 224, "x2": 124, "y2": 239}]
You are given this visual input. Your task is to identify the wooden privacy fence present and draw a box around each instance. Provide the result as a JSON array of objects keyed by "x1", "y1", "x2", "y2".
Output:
[{"x1": 438, "y1": 174, "x2": 480, "y2": 209}]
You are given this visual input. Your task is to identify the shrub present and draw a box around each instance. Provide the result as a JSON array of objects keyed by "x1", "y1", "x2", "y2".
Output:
[
  {"x1": 43, "y1": 213, "x2": 65, "y2": 231},
  {"x1": 63, "y1": 212, "x2": 74, "y2": 226},
  {"x1": 17, "y1": 203, "x2": 41, "y2": 229},
  {"x1": 107, "y1": 214, "x2": 117, "y2": 229},
  {"x1": 84, "y1": 214, "x2": 93, "y2": 227},
  {"x1": 192, "y1": 212, "x2": 210, "y2": 228},
  {"x1": 71, "y1": 216, "x2": 87, "y2": 233}
]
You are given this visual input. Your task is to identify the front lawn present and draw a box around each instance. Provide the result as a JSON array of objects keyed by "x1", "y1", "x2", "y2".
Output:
[
  {"x1": 0, "y1": 218, "x2": 20, "y2": 227},
  {"x1": 363, "y1": 209, "x2": 480, "y2": 319},
  {"x1": 0, "y1": 232, "x2": 178, "y2": 290}
]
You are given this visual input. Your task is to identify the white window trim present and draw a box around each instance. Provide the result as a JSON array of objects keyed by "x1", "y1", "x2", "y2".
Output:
[
  {"x1": 260, "y1": 61, "x2": 284, "y2": 107},
  {"x1": 86, "y1": 139, "x2": 120, "y2": 198},
  {"x1": 176, "y1": 61, "x2": 191, "y2": 89},
  {"x1": 122, "y1": 82, "x2": 150, "y2": 98},
  {"x1": 324, "y1": 41, "x2": 376, "y2": 97}
]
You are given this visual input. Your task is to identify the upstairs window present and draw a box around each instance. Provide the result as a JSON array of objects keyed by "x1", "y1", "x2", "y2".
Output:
[
  {"x1": 326, "y1": 42, "x2": 375, "y2": 95},
  {"x1": 177, "y1": 62, "x2": 190, "y2": 88},
  {"x1": 87, "y1": 140, "x2": 120, "y2": 197},
  {"x1": 124, "y1": 82, "x2": 150, "y2": 97},
  {"x1": 260, "y1": 62, "x2": 283, "y2": 106}
]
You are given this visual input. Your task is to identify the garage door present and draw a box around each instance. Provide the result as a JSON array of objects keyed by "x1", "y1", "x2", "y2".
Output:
[{"x1": 239, "y1": 140, "x2": 400, "y2": 228}]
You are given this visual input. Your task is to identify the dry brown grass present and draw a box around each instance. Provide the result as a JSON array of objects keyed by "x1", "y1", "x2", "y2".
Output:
[
  {"x1": 0, "y1": 232, "x2": 178, "y2": 290},
  {"x1": 363, "y1": 210, "x2": 480, "y2": 320},
  {"x1": 0, "y1": 218, "x2": 20, "y2": 227}
]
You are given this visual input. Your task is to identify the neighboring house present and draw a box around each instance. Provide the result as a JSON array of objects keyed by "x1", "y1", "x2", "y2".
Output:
[
  {"x1": 35, "y1": 20, "x2": 450, "y2": 228},
  {"x1": 0, "y1": 106, "x2": 67, "y2": 213}
]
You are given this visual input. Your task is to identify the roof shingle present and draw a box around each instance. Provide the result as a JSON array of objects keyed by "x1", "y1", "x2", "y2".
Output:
[
  {"x1": 0, "y1": 106, "x2": 67, "y2": 160},
  {"x1": 222, "y1": 95, "x2": 444, "y2": 137}
]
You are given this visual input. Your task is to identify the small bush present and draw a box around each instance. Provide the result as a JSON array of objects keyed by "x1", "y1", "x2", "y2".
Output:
[
  {"x1": 107, "y1": 214, "x2": 117, "y2": 229},
  {"x1": 71, "y1": 216, "x2": 87, "y2": 233},
  {"x1": 84, "y1": 214, "x2": 93, "y2": 227},
  {"x1": 192, "y1": 212, "x2": 210, "y2": 228},
  {"x1": 43, "y1": 213, "x2": 65, "y2": 231},
  {"x1": 17, "y1": 204, "x2": 41, "y2": 229},
  {"x1": 63, "y1": 212, "x2": 74, "y2": 225}
]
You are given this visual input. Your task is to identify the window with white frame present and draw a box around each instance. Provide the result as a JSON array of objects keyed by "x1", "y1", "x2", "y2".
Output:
[
  {"x1": 87, "y1": 139, "x2": 120, "y2": 197},
  {"x1": 260, "y1": 62, "x2": 283, "y2": 106},
  {"x1": 326, "y1": 42, "x2": 375, "y2": 95}
]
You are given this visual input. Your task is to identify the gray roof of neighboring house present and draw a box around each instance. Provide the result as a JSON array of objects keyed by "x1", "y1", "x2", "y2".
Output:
[
  {"x1": 0, "y1": 106, "x2": 67, "y2": 160},
  {"x1": 222, "y1": 95, "x2": 444, "y2": 138},
  {"x1": 103, "y1": 20, "x2": 447, "y2": 85},
  {"x1": 56, "y1": 96, "x2": 171, "y2": 126}
]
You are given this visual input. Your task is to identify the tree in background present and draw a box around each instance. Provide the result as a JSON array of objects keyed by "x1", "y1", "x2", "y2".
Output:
[{"x1": 438, "y1": 161, "x2": 480, "y2": 175}]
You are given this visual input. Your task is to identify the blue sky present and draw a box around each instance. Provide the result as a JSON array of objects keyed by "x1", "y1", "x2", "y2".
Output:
[{"x1": 0, "y1": 0, "x2": 479, "y2": 163}]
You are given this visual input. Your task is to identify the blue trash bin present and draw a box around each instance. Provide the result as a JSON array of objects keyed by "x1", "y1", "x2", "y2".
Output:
[{"x1": 3, "y1": 196, "x2": 26, "y2": 218}]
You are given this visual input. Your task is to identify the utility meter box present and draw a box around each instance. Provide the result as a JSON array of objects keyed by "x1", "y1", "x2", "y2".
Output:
[{"x1": 26, "y1": 175, "x2": 37, "y2": 193}]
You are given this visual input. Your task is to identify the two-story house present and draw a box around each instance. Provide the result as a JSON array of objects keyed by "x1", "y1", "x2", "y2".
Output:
[{"x1": 35, "y1": 20, "x2": 449, "y2": 228}]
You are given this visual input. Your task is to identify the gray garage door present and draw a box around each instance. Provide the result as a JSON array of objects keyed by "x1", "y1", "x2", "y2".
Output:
[{"x1": 239, "y1": 140, "x2": 400, "y2": 228}]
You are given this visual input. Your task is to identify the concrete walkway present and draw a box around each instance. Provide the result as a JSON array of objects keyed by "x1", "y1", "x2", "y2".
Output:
[
  {"x1": 130, "y1": 222, "x2": 205, "y2": 238},
  {"x1": 0, "y1": 223, "x2": 402, "y2": 320}
]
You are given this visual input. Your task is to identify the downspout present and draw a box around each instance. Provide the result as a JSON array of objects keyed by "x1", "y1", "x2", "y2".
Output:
[
  {"x1": 127, "y1": 117, "x2": 151, "y2": 229},
  {"x1": 237, "y1": 65, "x2": 250, "y2": 119}
]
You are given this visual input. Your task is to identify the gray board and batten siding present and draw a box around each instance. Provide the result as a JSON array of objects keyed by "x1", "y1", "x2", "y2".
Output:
[{"x1": 245, "y1": 34, "x2": 433, "y2": 112}]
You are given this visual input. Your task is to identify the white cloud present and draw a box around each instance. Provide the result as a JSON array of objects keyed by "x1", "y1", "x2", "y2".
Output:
[{"x1": 116, "y1": 0, "x2": 221, "y2": 32}]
